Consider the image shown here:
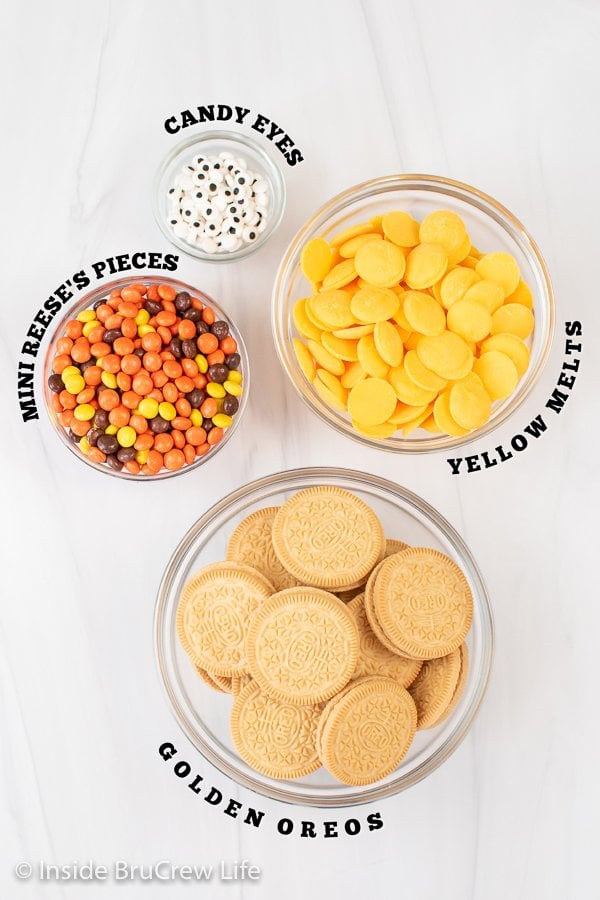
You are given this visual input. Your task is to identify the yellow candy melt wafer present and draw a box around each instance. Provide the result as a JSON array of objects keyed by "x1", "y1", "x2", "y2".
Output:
[
  {"x1": 310, "y1": 290, "x2": 357, "y2": 329},
  {"x1": 462, "y1": 279, "x2": 504, "y2": 313},
  {"x1": 293, "y1": 299, "x2": 322, "y2": 340},
  {"x1": 440, "y1": 267, "x2": 481, "y2": 308},
  {"x1": 433, "y1": 391, "x2": 469, "y2": 436},
  {"x1": 357, "y1": 334, "x2": 389, "y2": 378},
  {"x1": 354, "y1": 240, "x2": 406, "y2": 288},
  {"x1": 404, "y1": 349, "x2": 447, "y2": 392},
  {"x1": 321, "y1": 332, "x2": 358, "y2": 361},
  {"x1": 293, "y1": 338, "x2": 316, "y2": 382},
  {"x1": 304, "y1": 298, "x2": 332, "y2": 330},
  {"x1": 332, "y1": 323, "x2": 374, "y2": 340},
  {"x1": 476, "y1": 252, "x2": 520, "y2": 296},
  {"x1": 402, "y1": 404, "x2": 434, "y2": 435},
  {"x1": 490, "y1": 303, "x2": 534, "y2": 339},
  {"x1": 419, "y1": 210, "x2": 469, "y2": 265},
  {"x1": 316, "y1": 369, "x2": 348, "y2": 403},
  {"x1": 382, "y1": 211, "x2": 420, "y2": 247},
  {"x1": 330, "y1": 222, "x2": 375, "y2": 247},
  {"x1": 307, "y1": 339, "x2": 345, "y2": 376},
  {"x1": 348, "y1": 377, "x2": 397, "y2": 426},
  {"x1": 449, "y1": 373, "x2": 492, "y2": 430},
  {"x1": 339, "y1": 233, "x2": 383, "y2": 258},
  {"x1": 405, "y1": 243, "x2": 448, "y2": 289},
  {"x1": 352, "y1": 420, "x2": 397, "y2": 438},
  {"x1": 374, "y1": 321, "x2": 404, "y2": 367},
  {"x1": 301, "y1": 238, "x2": 333, "y2": 283},
  {"x1": 350, "y1": 286, "x2": 400, "y2": 324},
  {"x1": 473, "y1": 350, "x2": 519, "y2": 400},
  {"x1": 341, "y1": 360, "x2": 367, "y2": 389},
  {"x1": 416, "y1": 331, "x2": 473, "y2": 380},
  {"x1": 447, "y1": 299, "x2": 491, "y2": 342},
  {"x1": 314, "y1": 372, "x2": 348, "y2": 411},
  {"x1": 403, "y1": 291, "x2": 446, "y2": 336},
  {"x1": 322, "y1": 259, "x2": 358, "y2": 290},
  {"x1": 479, "y1": 332, "x2": 530, "y2": 377},
  {"x1": 388, "y1": 401, "x2": 429, "y2": 424},
  {"x1": 507, "y1": 279, "x2": 533, "y2": 309},
  {"x1": 389, "y1": 365, "x2": 437, "y2": 406}
]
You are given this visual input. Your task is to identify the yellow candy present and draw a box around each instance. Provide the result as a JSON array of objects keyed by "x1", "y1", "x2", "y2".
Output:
[
  {"x1": 306, "y1": 339, "x2": 345, "y2": 376},
  {"x1": 315, "y1": 369, "x2": 348, "y2": 408},
  {"x1": 354, "y1": 240, "x2": 406, "y2": 288},
  {"x1": 63, "y1": 374, "x2": 85, "y2": 394},
  {"x1": 356, "y1": 334, "x2": 389, "y2": 378},
  {"x1": 350, "y1": 286, "x2": 400, "y2": 324},
  {"x1": 76, "y1": 309, "x2": 96, "y2": 323},
  {"x1": 462, "y1": 280, "x2": 504, "y2": 313},
  {"x1": 404, "y1": 332, "x2": 422, "y2": 351},
  {"x1": 61, "y1": 365, "x2": 80, "y2": 381},
  {"x1": 507, "y1": 279, "x2": 533, "y2": 309},
  {"x1": 490, "y1": 303, "x2": 534, "y2": 340},
  {"x1": 227, "y1": 370, "x2": 243, "y2": 384},
  {"x1": 321, "y1": 333, "x2": 358, "y2": 361},
  {"x1": 206, "y1": 382, "x2": 226, "y2": 399},
  {"x1": 403, "y1": 349, "x2": 447, "y2": 393},
  {"x1": 158, "y1": 401, "x2": 176, "y2": 420},
  {"x1": 373, "y1": 321, "x2": 403, "y2": 367},
  {"x1": 73, "y1": 403, "x2": 95, "y2": 421},
  {"x1": 348, "y1": 377, "x2": 397, "y2": 426},
  {"x1": 388, "y1": 401, "x2": 430, "y2": 425},
  {"x1": 479, "y1": 332, "x2": 530, "y2": 377},
  {"x1": 403, "y1": 291, "x2": 446, "y2": 336},
  {"x1": 476, "y1": 252, "x2": 520, "y2": 296},
  {"x1": 190, "y1": 409, "x2": 203, "y2": 427},
  {"x1": 213, "y1": 413, "x2": 233, "y2": 428},
  {"x1": 105, "y1": 424, "x2": 118, "y2": 435},
  {"x1": 389, "y1": 365, "x2": 437, "y2": 406},
  {"x1": 195, "y1": 354, "x2": 208, "y2": 373},
  {"x1": 321, "y1": 259, "x2": 357, "y2": 291},
  {"x1": 461, "y1": 256, "x2": 480, "y2": 270},
  {"x1": 135, "y1": 308, "x2": 150, "y2": 326},
  {"x1": 82, "y1": 320, "x2": 98, "y2": 337},
  {"x1": 301, "y1": 238, "x2": 333, "y2": 283},
  {"x1": 341, "y1": 360, "x2": 367, "y2": 390},
  {"x1": 405, "y1": 243, "x2": 448, "y2": 289},
  {"x1": 440, "y1": 267, "x2": 481, "y2": 308},
  {"x1": 330, "y1": 222, "x2": 375, "y2": 248},
  {"x1": 224, "y1": 380, "x2": 243, "y2": 396},
  {"x1": 449, "y1": 373, "x2": 492, "y2": 430},
  {"x1": 101, "y1": 371, "x2": 118, "y2": 389},
  {"x1": 419, "y1": 210, "x2": 469, "y2": 265},
  {"x1": 351, "y1": 419, "x2": 397, "y2": 438},
  {"x1": 474, "y1": 350, "x2": 519, "y2": 400},
  {"x1": 138, "y1": 324, "x2": 156, "y2": 336},
  {"x1": 391, "y1": 291, "x2": 412, "y2": 331},
  {"x1": 293, "y1": 338, "x2": 316, "y2": 382},
  {"x1": 447, "y1": 299, "x2": 491, "y2": 342},
  {"x1": 135, "y1": 449, "x2": 149, "y2": 465},
  {"x1": 310, "y1": 290, "x2": 356, "y2": 330},
  {"x1": 433, "y1": 391, "x2": 469, "y2": 437},
  {"x1": 332, "y1": 323, "x2": 374, "y2": 340},
  {"x1": 402, "y1": 405, "x2": 434, "y2": 435},
  {"x1": 421, "y1": 415, "x2": 442, "y2": 434},
  {"x1": 138, "y1": 397, "x2": 159, "y2": 419},
  {"x1": 416, "y1": 331, "x2": 473, "y2": 381},
  {"x1": 382, "y1": 210, "x2": 420, "y2": 248},
  {"x1": 293, "y1": 299, "x2": 322, "y2": 340},
  {"x1": 79, "y1": 436, "x2": 91, "y2": 453},
  {"x1": 339, "y1": 232, "x2": 383, "y2": 258},
  {"x1": 117, "y1": 425, "x2": 137, "y2": 448}
]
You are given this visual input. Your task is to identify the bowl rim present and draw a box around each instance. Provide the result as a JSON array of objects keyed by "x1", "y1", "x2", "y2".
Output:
[
  {"x1": 154, "y1": 466, "x2": 494, "y2": 807},
  {"x1": 153, "y1": 129, "x2": 287, "y2": 263},
  {"x1": 271, "y1": 173, "x2": 556, "y2": 454},
  {"x1": 42, "y1": 274, "x2": 250, "y2": 482}
]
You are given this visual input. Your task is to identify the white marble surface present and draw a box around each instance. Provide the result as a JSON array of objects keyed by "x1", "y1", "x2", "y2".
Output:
[{"x1": 1, "y1": 0, "x2": 598, "y2": 897}]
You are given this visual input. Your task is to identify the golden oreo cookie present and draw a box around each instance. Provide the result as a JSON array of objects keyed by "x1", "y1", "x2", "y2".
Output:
[
  {"x1": 364, "y1": 559, "x2": 412, "y2": 656},
  {"x1": 317, "y1": 677, "x2": 417, "y2": 785},
  {"x1": 373, "y1": 548, "x2": 473, "y2": 659},
  {"x1": 246, "y1": 587, "x2": 359, "y2": 706},
  {"x1": 386, "y1": 538, "x2": 411, "y2": 555},
  {"x1": 193, "y1": 664, "x2": 232, "y2": 693},
  {"x1": 347, "y1": 593, "x2": 422, "y2": 687},
  {"x1": 408, "y1": 647, "x2": 462, "y2": 728},
  {"x1": 271, "y1": 487, "x2": 384, "y2": 591},
  {"x1": 226, "y1": 506, "x2": 301, "y2": 592},
  {"x1": 230, "y1": 680, "x2": 322, "y2": 779},
  {"x1": 231, "y1": 673, "x2": 252, "y2": 695},
  {"x1": 429, "y1": 643, "x2": 469, "y2": 727},
  {"x1": 177, "y1": 562, "x2": 274, "y2": 676}
]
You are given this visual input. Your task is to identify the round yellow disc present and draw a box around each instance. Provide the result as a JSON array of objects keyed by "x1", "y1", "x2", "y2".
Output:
[
  {"x1": 357, "y1": 334, "x2": 390, "y2": 378},
  {"x1": 348, "y1": 377, "x2": 397, "y2": 426},
  {"x1": 341, "y1": 360, "x2": 367, "y2": 390},
  {"x1": 433, "y1": 391, "x2": 469, "y2": 437},
  {"x1": 321, "y1": 332, "x2": 359, "y2": 361},
  {"x1": 475, "y1": 252, "x2": 520, "y2": 296},
  {"x1": 374, "y1": 320, "x2": 404, "y2": 367},
  {"x1": 449, "y1": 373, "x2": 492, "y2": 430},
  {"x1": 350, "y1": 286, "x2": 400, "y2": 324},
  {"x1": 462, "y1": 279, "x2": 504, "y2": 314},
  {"x1": 293, "y1": 338, "x2": 316, "y2": 382},
  {"x1": 307, "y1": 339, "x2": 345, "y2": 376},
  {"x1": 402, "y1": 405, "x2": 434, "y2": 435},
  {"x1": 416, "y1": 331, "x2": 473, "y2": 381},
  {"x1": 352, "y1": 420, "x2": 397, "y2": 438},
  {"x1": 403, "y1": 291, "x2": 446, "y2": 336},
  {"x1": 447, "y1": 299, "x2": 492, "y2": 342},
  {"x1": 479, "y1": 332, "x2": 530, "y2": 377},
  {"x1": 404, "y1": 349, "x2": 447, "y2": 392},
  {"x1": 419, "y1": 210, "x2": 469, "y2": 265},
  {"x1": 507, "y1": 279, "x2": 533, "y2": 309},
  {"x1": 329, "y1": 221, "x2": 375, "y2": 248},
  {"x1": 490, "y1": 303, "x2": 534, "y2": 340},
  {"x1": 304, "y1": 298, "x2": 333, "y2": 331},
  {"x1": 388, "y1": 401, "x2": 429, "y2": 425},
  {"x1": 389, "y1": 365, "x2": 438, "y2": 406},
  {"x1": 421, "y1": 414, "x2": 442, "y2": 434},
  {"x1": 354, "y1": 240, "x2": 406, "y2": 288},
  {"x1": 315, "y1": 369, "x2": 348, "y2": 407},
  {"x1": 301, "y1": 238, "x2": 333, "y2": 283},
  {"x1": 473, "y1": 350, "x2": 519, "y2": 400},
  {"x1": 293, "y1": 299, "x2": 322, "y2": 340},
  {"x1": 310, "y1": 290, "x2": 357, "y2": 330},
  {"x1": 391, "y1": 291, "x2": 413, "y2": 331},
  {"x1": 322, "y1": 259, "x2": 358, "y2": 291},
  {"x1": 382, "y1": 211, "x2": 420, "y2": 247},
  {"x1": 314, "y1": 377, "x2": 348, "y2": 412},
  {"x1": 405, "y1": 243, "x2": 448, "y2": 289},
  {"x1": 440, "y1": 267, "x2": 481, "y2": 309},
  {"x1": 332, "y1": 324, "x2": 374, "y2": 340},
  {"x1": 339, "y1": 233, "x2": 383, "y2": 258}
]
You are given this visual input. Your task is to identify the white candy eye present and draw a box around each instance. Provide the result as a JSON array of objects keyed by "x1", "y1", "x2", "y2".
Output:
[{"x1": 243, "y1": 225, "x2": 258, "y2": 242}]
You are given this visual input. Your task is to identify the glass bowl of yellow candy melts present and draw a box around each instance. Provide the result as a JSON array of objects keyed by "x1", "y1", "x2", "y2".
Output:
[{"x1": 272, "y1": 175, "x2": 555, "y2": 450}]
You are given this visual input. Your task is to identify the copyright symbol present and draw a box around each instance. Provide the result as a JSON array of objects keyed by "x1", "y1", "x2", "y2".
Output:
[{"x1": 15, "y1": 862, "x2": 32, "y2": 879}]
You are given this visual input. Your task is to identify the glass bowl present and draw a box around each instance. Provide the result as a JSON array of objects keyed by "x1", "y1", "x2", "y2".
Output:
[
  {"x1": 154, "y1": 467, "x2": 493, "y2": 807},
  {"x1": 154, "y1": 130, "x2": 286, "y2": 262},
  {"x1": 43, "y1": 275, "x2": 249, "y2": 481},
  {"x1": 272, "y1": 175, "x2": 555, "y2": 453}
]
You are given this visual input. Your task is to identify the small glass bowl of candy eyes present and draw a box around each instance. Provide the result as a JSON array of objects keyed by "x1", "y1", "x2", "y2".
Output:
[{"x1": 154, "y1": 130, "x2": 286, "y2": 262}]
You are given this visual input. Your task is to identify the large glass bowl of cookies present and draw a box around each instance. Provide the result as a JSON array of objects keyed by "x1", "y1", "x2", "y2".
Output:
[
  {"x1": 155, "y1": 467, "x2": 493, "y2": 807},
  {"x1": 272, "y1": 175, "x2": 555, "y2": 453}
]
